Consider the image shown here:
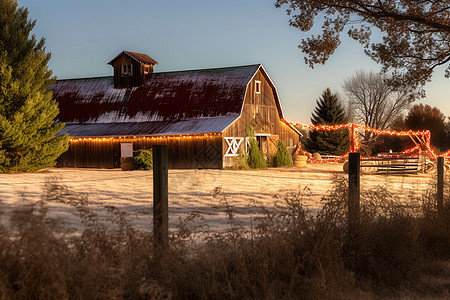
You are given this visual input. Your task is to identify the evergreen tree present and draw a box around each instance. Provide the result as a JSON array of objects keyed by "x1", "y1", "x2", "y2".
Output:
[
  {"x1": 246, "y1": 125, "x2": 266, "y2": 169},
  {"x1": 305, "y1": 88, "x2": 349, "y2": 155},
  {"x1": 273, "y1": 140, "x2": 292, "y2": 167},
  {"x1": 404, "y1": 104, "x2": 449, "y2": 152},
  {"x1": 0, "y1": 0, "x2": 68, "y2": 172}
]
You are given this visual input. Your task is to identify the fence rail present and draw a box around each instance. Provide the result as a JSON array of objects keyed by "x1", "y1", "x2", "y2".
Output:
[
  {"x1": 360, "y1": 157, "x2": 419, "y2": 174},
  {"x1": 348, "y1": 155, "x2": 446, "y2": 237},
  {"x1": 151, "y1": 148, "x2": 446, "y2": 249}
]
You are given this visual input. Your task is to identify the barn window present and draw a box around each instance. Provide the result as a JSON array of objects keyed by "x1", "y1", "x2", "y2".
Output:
[
  {"x1": 144, "y1": 65, "x2": 150, "y2": 74},
  {"x1": 121, "y1": 64, "x2": 133, "y2": 77},
  {"x1": 255, "y1": 80, "x2": 261, "y2": 94}
]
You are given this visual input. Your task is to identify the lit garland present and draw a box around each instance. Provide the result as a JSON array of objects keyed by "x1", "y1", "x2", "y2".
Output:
[
  {"x1": 67, "y1": 122, "x2": 449, "y2": 162},
  {"x1": 442, "y1": 149, "x2": 450, "y2": 157},
  {"x1": 309, "y1": 152, "x2": 350, "y2": 163},
  {"x1": 294, "y1": 141, "x2": 350, "y2": 163},
  {"x1": 69, "y1": 132, "x2": 222, "y2": 143},
  {"x1": 289, "y1": 122, "x2": 446, "y2": 162},
  {"x1": 400, "y1": 145, "x2": 420, "y2": 155}
]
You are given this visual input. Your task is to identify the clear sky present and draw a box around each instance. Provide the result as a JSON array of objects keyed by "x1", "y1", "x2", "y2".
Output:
[{"x1": 18, "y1": 0, "x2": 449, "y2": 123}]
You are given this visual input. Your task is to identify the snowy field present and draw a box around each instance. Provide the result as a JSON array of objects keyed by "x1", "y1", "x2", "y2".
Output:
[{"x1": 0, "y1": 165, "x2": 436, "y2": 234}]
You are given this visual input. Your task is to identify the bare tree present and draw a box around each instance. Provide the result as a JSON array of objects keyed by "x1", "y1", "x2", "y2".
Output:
[{"x1": 343, "y1": 70, "x2": 413, "y2": 151}]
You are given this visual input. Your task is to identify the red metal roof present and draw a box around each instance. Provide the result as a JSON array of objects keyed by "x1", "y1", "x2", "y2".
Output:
[
  {"x1": 107, "y1": 51, "x2": 158, "y2": 65},
  {"x1": 124, "y1": 51, "x2": 158, "y2": 65},
  {"x1": 50, "y1": 64, "x2": 262, "y2": 137}
]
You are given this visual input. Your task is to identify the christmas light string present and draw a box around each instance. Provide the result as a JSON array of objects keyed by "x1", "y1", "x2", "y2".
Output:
[
  {"x1": 400, "y1": 145, "x2": 421, "y2": 155},
  {"x1": 442, "y1": 149, "x2": 450, "y2": 157},
  {"x1": 69, "y1": 132, "x2": 222, "y2": 143},
  {"x1": 66, "y1": 122, "x2": 449, "y2": 161},
  {"x1": 289, "y1": 122, "x2": 445, "y2": 162}
]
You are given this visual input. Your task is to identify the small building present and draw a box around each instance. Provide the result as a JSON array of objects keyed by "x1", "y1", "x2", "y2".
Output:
[{"x1": 50, "y1": 51, "x2": 300, "y2": 169}]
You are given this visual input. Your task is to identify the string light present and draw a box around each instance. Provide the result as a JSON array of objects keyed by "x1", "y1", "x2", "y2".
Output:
[
  {"x1": 69, "y1": 132, "x2": 222, "y2": 143},
  {"x1": 289, "y1": 122, "x2": 445, "y2": 162},
  {"x1": 67, "y1": 121, "x2": 448, "y2": 162},
  {"x1": 442, "y1": 149, "x2": 450, "y2": 157}
]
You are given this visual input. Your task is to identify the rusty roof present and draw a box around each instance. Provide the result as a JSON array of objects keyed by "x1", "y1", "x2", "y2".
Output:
[
  {"x1": 107, "y1": 51, "x2": 158, "y2": 65},
  {"x1": 50, "y1": 64, "x2": 262, "y2": 137}
]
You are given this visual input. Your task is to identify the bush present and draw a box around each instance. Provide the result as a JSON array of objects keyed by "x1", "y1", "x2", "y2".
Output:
[
  {"x1": 248, "y1": 141, "x2": 266, "y2": 169},
  {"x1": 246, "y1": 125, "x2": 266, "y2": 169},
  {"x1": 273, "y1": 140, "x2": 292, "y2": 167},
  {"x1": 236, "y1": 150, "x2": 249, "y2": 169},
  {"x1": 133, "y1": 149, "x2": 153, "y2": 170}
]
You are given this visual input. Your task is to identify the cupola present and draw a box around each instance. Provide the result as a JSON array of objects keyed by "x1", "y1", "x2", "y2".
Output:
[{"x1": 108, "y1": 51, "x2": 158, "y2": 88}]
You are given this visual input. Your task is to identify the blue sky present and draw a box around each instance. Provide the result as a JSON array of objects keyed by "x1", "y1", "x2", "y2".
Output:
[{"x1": 19, "y1": 0, "x2": 449, "y2": 123}]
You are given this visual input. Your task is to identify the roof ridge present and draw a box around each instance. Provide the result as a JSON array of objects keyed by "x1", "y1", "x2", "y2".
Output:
[
  {"x1": 56, "y1": 76, "x2": 113, "y2": 82},
  {"x1": 54, "y1": 64, "x2": 261, "y2": 81},
  {"x1": 152, "y1": 64, "x2": 261, "y2": 75}
]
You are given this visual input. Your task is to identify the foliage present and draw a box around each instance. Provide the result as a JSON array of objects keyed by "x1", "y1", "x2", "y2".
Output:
[
  {"x1": 276, "y1": 0, "x2": 450, "y2": 94},
  {"x1": 0, "y1": 0, "x2": 69, "y2": 172},
  {"x1": 343, "y1": 71, "x2": 413, "y2": 153},
  {"x1": 246, "y1": 125, "x2": 267, "y2": 169},
  {"x1": 306, "y1": 88, "x2": 349, "y2": 155},
  {"x1": 133, "y1": 149, "x2": 153, "y2": 170},
  {"x1": 273, "y1": 140, "x2": 292, "y2": 167},
  {"x1": 236, "y1": 149, "x2": 249, "y2": 169},
  {"x1": 404, "y1": 104, "x2": 449, "y2": 152}
]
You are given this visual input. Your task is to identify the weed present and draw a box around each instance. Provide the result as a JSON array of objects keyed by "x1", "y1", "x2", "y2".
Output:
[{"x1": 0, "y1": 177, "x2": 449, "y2": 299}]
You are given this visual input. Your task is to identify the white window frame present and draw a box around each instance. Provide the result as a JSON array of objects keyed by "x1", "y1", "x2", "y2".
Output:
[
  {"x1": 224, "y1": 137, "x2": 244, "y2": 157},
  {"x1": 255, "y1": 80, "x2": 261, "y2": 94},
  {"x1": 245, "y1": 136, "x2": 257, "y2": 154},
  {"x1": 121, "y1": 64, "x2": 133, "y2": 77}
]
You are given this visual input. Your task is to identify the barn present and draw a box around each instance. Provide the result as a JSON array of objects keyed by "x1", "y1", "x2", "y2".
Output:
[{"x1": 50, "y1": 51, "x2": 300, "y2": 169}]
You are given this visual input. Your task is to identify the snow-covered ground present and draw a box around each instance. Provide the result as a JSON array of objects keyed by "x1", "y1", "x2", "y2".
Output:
[{"x1": 0, "y1": 165, "x2": 435, "y2": 233}]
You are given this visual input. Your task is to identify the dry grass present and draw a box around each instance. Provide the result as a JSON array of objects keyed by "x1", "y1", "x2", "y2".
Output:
[{"x1": 0, "y1": 177, "x2": 449, "y2": 299}]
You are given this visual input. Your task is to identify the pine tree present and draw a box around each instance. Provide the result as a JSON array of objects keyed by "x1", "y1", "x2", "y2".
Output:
[
  {"x1": 0, "y1": 0, "x2": 68, "y2": 172},
  {"x1": 246, "y1": 125, "x2": 266, "y2": 169},
  {"x1": 273, "y1": 140, "x2": 292, "y2": 167},
  {"x1": 305, "y1": 88, "x2": 349, "y2": 155}
]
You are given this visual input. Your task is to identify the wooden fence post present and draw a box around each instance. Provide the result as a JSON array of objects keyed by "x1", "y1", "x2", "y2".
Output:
[
  {"x1": 153, "y1": 145, "x2": 168, "y2": 250},
  {"x1": 437, "y1": 157, "x2": 444, "y2": 215},
  {"x1": 348, "y1": 152, "x2": 360, "y2": 236},
  {"x1": 349, "y1": 124, "x2": 355, "y2": 153}
]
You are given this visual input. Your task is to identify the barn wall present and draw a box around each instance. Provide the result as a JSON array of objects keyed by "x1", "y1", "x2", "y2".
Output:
[
  {"x1": 112, "y1": 55, "x2": 143, "y2": 88},
  {"x1": 222, "y1": 69, "x2": 299, "y2": 168},
  {"x1": 57, "y1": 136, "x2": 223, "y2": 169}
]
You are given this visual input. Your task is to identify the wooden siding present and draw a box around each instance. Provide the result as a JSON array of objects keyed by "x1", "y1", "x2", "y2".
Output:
[
  {"x1": 57, "y1": 136, "x2": 223, "y2": 169},
  {"x1": 222, "y1": 69, "x2": 299, "y2": 167},
  {"x1": 112, "y1": 54, "x2": 151, "y2": 88}
]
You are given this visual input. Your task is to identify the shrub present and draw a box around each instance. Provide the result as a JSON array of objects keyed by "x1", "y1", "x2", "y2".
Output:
[
  {"x1": 246, "y1": 125, "x2": 266, "y2": 169},
  {"x1": 248, "y1": 141, "x2": 266, "y2": 169},
  {"x1": 236, "y1": 150, "x2": 249, "y2": 169},
  {"x1": 133, "y1": 149, "x2": 153, "y2": 170},
  {"x1": 273, "y1": 140, "x2": 292, "y2": 167}
]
